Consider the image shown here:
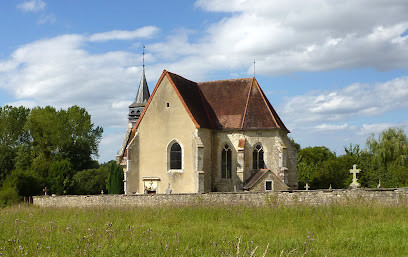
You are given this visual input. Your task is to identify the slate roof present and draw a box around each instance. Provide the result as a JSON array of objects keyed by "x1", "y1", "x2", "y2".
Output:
[
  {"x1": 129, "y1": 67, "x2": 150, "y2": 108},
  {"x1": 133, "y1": 70, "x2": 289, "y2": 132}
]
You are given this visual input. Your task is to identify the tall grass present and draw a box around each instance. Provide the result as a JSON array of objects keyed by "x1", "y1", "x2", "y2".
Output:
[{"x1": 1, "y1": 204, "x2": 408, "y2": 256}]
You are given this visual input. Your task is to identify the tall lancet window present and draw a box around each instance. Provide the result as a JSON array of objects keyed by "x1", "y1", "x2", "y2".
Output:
[
  {"x1": 253, "y1": 144, "x2": 265, "y2": 170},
  {"x1": 221, "y1": 144, "x2": 232, "y2": 179},
  {"x1": 170, "y1": 142, "x2": 182, "y2": 170}
]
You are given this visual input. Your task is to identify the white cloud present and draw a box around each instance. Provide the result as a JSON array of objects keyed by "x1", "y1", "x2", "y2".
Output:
[
  {"x1": 315, "y1": 123, "x2": 349, "y2": 131},
  {"x1": 88, "y1": 27, "x2": 159, "y2": 42},
  {"x1": 0, "y1": 34, "x2": 144, "y2": 127},
  {"x1": 281, "y1": 77, "x2": 408, "y2": 125},
  {"x1": 17, "y1": 0, "x2": 46, "y2": 12},
  {"x1": 146, "y1": 0, "x2": 408, "y2": 78}
]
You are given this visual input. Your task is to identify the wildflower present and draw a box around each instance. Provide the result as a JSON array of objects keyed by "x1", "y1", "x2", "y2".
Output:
[
  {"x1": 98, "y1": 245, "x2": 101, "y2": 248},
  {"x1": 19, "y1": 246, "x2": 23, "y2": 251},
  {"x1": 251, "y1": 241, "x2": 253, "y2": 244},
  {"x1": 311, "y1": 238, "x2": 315, "y2": 242},
  {"x1": 307, "y1": 235, "x2": 309, "y2": 239},
  {"x1": 46, "y1": 247, "x2": 50, "y2": 250}
]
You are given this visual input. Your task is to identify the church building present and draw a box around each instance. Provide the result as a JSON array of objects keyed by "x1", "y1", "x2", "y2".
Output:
[{"x1": 117, "y1": 68, "x2": 298, "y2": 194}]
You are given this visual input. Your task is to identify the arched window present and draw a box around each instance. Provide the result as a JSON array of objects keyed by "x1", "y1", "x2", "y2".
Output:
[
  {"x1": 221, "y1": 144, "x2": 232, "y2": 179},
  {"x1": 170, "y1": 142, "x2": 182, "y2": 169},
  {"x1": 253, "y1": 144, "x2": 265, "y2": 170}
]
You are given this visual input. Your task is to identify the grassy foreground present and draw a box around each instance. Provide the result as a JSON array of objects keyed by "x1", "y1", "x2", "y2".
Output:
[{"x1": 1, "y1": 204, "x2": 408, "y2": 256}]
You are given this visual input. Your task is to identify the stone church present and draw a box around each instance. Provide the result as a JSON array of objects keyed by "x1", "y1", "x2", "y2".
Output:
[{"x1": 117, "y1": 67, "x2": 298, "y2": 194}]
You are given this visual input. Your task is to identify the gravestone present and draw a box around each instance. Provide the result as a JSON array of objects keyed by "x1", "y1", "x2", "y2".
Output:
[
  {"x1": 304, "y1": 183, "x2": 310, "y2": 191},
  {"x1": 43, "y1": 187, "x2": 49, "y2": 196},
  {"x1": 349, "y1": 164, "x2": 361, "y2": 189},
  {"x1": 166, "y1": 183, "x2": 172, "y2": 194}
]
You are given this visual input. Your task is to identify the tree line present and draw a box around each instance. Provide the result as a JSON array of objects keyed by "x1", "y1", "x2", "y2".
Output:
[
  {"x1": 0, "y1": 105, "x2": 123, "y2": 207},
  {"x1": 297, "y1": 128, "x2": 408, "y2": 189},
  {"x1": 1, "y1": 105, "x2": 407, "y2": 206}
]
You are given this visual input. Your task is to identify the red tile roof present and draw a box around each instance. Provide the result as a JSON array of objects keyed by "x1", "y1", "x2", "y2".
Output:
[{"x1": 134, "y1": 70, "x2": 289, "y2": 132}]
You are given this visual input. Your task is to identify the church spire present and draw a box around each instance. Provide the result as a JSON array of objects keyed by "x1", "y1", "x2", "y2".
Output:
[
  {"x1": 134, "y1": 46, "x2": 150, "y2": 105},
  {"x1": 128, "y1": 45, "x2": 150, "y2": 124}
]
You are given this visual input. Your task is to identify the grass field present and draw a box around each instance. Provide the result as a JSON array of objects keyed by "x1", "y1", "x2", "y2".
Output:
[{"x1": 1, "y1": 204, "x2": 408, "y2": 256}]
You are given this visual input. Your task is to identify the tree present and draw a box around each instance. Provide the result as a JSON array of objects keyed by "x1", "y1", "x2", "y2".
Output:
[
  {"x1": 0, "y1": 106, "x2": 30, "y2": 185},
  {"x1": 107, "y1": 162, "x2": 124, "y2": 194},
  {"x1": 297, "y1": 146, "x2": 336, "y2": 189},
  {"x1": 366, "y1": 128, "x2": 408, "y2": 187},
  {"x1": 26, "y1": 106, "x2": 103, "y2": 171},
  {"x1": 72, "y1": 165, "x2": 109, "y2": 195},
  {"x1": 47, "y1": 159, "x2": 75, "y2": 195}
]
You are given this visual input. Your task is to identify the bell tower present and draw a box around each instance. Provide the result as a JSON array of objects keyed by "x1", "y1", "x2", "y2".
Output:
[{"x1": 128, "y1": 46, "x2": 150, "y2": 126}]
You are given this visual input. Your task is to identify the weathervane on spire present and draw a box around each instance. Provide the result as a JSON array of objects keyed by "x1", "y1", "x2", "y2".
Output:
[
  {"x1": 142, "y1": 45, "x2": 145, "y2": 68},
  {"x1": 253, "y1": 60, "x2": 256, "y2": 78}
]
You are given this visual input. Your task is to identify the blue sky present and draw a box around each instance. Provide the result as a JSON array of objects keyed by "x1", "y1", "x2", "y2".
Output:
[{"x1": 1, "y1": 0, "x2": 408, "y2": 162}]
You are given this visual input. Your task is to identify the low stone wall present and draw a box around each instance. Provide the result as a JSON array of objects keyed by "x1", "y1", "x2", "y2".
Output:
[{"x1": 33, "y1": 188, "x2": 408, "y2": 208}]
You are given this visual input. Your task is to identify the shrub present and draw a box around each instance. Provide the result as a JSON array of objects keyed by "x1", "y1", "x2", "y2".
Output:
[{"x1": 0, "y1": 186, "x2": 20, "y2": 207}]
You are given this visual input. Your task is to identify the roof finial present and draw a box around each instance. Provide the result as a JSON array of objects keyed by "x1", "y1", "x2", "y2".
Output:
[
  {"x1": 142, "y1": 45, "x2": 145, "y2": 68},
  {"x1": 253, "y1": 60, "x2": 256, "y2": 78}
]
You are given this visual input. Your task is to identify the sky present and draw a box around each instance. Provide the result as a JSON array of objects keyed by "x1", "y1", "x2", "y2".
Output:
[{"x1": 1, "y1": 0, "x2": 408, "y2": 162}]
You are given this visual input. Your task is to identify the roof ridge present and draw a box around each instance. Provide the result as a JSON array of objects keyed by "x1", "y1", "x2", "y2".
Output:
[
  {"x1": 197, "y1": 77, "x2": 252, "y2": 84},
  {"x1": 240, "y1": 77, "x2": 254, "y2": 129},
  {"x1": 166, "y1": 71, "x2": 198, "y2": 84}
]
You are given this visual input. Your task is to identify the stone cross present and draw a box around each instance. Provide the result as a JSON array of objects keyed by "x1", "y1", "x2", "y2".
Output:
[
  {"x1": 43, "y1": 187, "x2": 49, "y2": 196},
  {"x1": 304, "y1": 183, "x2": 310, "y2": 191},
  {"x1": 349, "y1": 164, "x2": 361, "y2": 189},
  {"x1": 101, "y1": 190, "x2": 104, "y2": 195}
]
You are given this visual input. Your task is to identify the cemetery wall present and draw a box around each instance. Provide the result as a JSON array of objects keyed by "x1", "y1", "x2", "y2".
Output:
[{"x1": 33, "y1": 188, "x2": 408, "y2": 207}]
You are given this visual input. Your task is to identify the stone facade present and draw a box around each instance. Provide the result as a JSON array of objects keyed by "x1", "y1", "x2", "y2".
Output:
[{"x1": 33, "y1": 189, "x2": 408, "y2": 208}]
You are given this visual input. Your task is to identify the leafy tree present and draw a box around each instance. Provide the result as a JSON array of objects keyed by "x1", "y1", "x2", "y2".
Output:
[
  {"x1": 297, "y1": 146, "x2": 336, "y2": 189},
  {"x1": 3, "y1": 169, "x2": 44, "y2": 197},
  {"x1": 366, "y1": 128, "x2": 408, "y2": 187},
  {"x1": 26, "y1": 105, "x2": 103, "y2": 171},
  {"x1": 0, "y1": 106, "x2": 30, "y2": 185},
  {"x1": 312, "y1": 155, "x2": 354, "y2": 189},
  {"x1": 47, "y1": 159, "x2": 75, "y2": 195},
  {"x1": 72, "y1": 165, "x2": 109, "y2": 195},
  {"x1": 0, "y1": 186, "x2": 20, "y2": 208},
  {"x1": 107, "y1": 162, "x2": 124, "y2": 194}
]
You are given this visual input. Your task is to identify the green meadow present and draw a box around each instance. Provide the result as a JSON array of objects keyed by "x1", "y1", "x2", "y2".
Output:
[{"x1": 1, "y1": 204, "x2": 408, "y2": 256}]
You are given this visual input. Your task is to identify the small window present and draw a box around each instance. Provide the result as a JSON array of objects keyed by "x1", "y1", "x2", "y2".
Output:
[
  {"x1": 167, "y1": 103, "x2": 170, "y2": 107},
  {"x1": 265, "y1": 181, "x2": 273, "y2": 191},
  {"x1": 170, "y1": 142, "x2": 182, "y2": 169},
  {"x1": 253, "y1": 144, "x2": 265, "y2": 170},
  {"x1": 221, "y1": 144, "x2": 232, "y2": 179}
]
